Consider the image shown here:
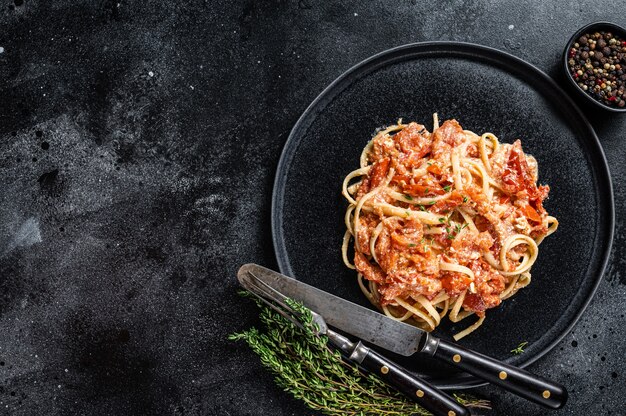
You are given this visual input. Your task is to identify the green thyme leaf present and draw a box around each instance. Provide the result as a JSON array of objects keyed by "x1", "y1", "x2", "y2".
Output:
[{"x1": 511, "y1": 341, "x2": 528, "y2": 355}]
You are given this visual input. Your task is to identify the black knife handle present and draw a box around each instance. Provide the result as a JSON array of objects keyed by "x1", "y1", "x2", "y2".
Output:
[
  {"x1": 432, "y1": 338, "x2": 567, "y2": 409},
  {"x1": 350, "y1": 342, "x2": 469, "y2": 416}
]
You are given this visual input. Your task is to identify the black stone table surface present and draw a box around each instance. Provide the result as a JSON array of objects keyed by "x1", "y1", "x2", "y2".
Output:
[{"x1": 0, "y1": 1, "x2": 624, "y2": 415}]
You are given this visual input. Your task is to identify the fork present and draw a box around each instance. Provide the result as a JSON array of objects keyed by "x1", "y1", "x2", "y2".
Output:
[{"x1": 239, "y1": 270, "x2": 470, "y2": 416}]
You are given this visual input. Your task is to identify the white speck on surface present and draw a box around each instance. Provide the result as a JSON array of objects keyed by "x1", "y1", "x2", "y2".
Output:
[
  {"x1": 64, "y1": 369, "x2": 68, "y2": 373},
  {"x1": 148, "y1": 71, "x2": 154, "y2": 77},
  {"x1": 354, "y1": 12, "x2": 358, "y2": 16},
  {"x1": 508, "y1": 24, "x2": 514, "y2": 30},
  {"x1": 190, "y1": 85, "x2": 194, "y2": 90},
  {"x1": 0, "y1": 47, "x2": 4, "y2": 54},
  {"x1": 257, "y1": 60, "x2": 261, "y2": 64}
]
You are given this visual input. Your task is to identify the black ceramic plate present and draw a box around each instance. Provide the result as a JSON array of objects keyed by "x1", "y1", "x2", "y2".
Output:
[{"x1": 271, "y1": 42, "x2": 614, "y2": 389}]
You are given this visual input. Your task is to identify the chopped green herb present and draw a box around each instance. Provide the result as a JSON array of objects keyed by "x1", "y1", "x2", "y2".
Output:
[
  {"x1": 463, "y1": 196, "x2": 468, "y2": 203},
  {"x1": 446, "y1": 227, "x2": 451, "y2": 233},
  {"x1": 424, "y1": 188, "x2": 430, "y2": 194},
  {"x1": 405, "y1": 211, "x2": 411, "y2": 217},
  {"x1": 408, "y1": 243, "x2": 416, "y2": 247},
  {"x1": 427, "y1": 161, "x2": 433, "y2": 166},
  {"x1": 419, "y1": 205, "x2": 426, "y2": 211},
  {"x1": 447, "y1": 234, "x2": 455, "y2": 240},
  {"x1": 429, "y1": 200, "x2": 437, "y2": 205},
  {"x1": 404, "y1": 194, "x2": 413, "y2": 201},
  {"x1": 443, "y1": 185, "x2": 451, "y2": 192},
  {"x1": 438, "y1": 217, "x2": 446, "y2": 223},
  {"x1": 510, "y1": 342, "x2": 528, "y2": 355}
]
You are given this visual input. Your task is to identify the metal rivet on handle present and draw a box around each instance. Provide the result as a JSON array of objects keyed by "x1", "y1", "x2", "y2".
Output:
[
  {"x1": 380, "y1": 366, "x2": 389, "y2": 374},
  {"x1": 448, "y1": 411, "x2": 456, "y2": 416},
  {"x1": 543, "y1": 390, "x2": 551, "y2": 399},
  {"x1": 416, "y1": 389, "x2": 424, "y2": 398},
  {"x1": 452, "y1": 354, "x2": 461, "y2": 363},
  {"x1": 499, "y1": 371, "x2": 508, "y2": 380}
]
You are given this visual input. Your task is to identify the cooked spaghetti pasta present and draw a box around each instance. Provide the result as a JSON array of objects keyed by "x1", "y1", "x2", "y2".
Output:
[{"x1": 341, "y1": 115, "x2": 557, "y2": 340}]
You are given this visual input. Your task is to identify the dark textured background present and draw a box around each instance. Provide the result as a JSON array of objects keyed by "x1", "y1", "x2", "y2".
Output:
[{"x1": 0, "y1": 1, "x2": 624, "y2": 415}]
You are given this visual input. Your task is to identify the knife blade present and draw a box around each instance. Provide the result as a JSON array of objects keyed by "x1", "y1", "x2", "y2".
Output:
[
  {"x1": 239, "y1": 263, "x2": 568, "y2": 410},
  {"x1": 238, "y1": 263, "x2": 425, "y2": 356}
]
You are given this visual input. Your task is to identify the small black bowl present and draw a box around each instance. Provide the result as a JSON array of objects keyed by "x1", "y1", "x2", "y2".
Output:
[{"x1": 563, "y1": 21, "x2": 626, "y2": 113}]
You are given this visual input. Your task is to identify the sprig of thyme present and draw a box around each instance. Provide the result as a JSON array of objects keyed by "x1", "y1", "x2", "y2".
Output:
[
  {"x1": 230, "y1": 292, "x2": 491, "y2": 415},
  {"x1": 511, "y1": 342, "x2": 528, "y2": 355}
]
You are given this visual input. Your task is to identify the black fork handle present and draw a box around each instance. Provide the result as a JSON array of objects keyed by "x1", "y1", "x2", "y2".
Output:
[{"x1": 350, "y1": 341, "x2": 470, "y2": 416}]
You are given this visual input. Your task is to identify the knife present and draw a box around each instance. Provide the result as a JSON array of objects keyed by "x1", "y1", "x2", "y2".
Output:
[
  {"x1": 238, "y1": 265, "x2": 470, "y2": 416},
  {"x1": 239, "y1": 263, "x2": 568, "y2": 410}
]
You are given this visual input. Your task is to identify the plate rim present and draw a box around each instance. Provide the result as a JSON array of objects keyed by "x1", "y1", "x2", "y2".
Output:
[{"x1": 271, "y1": 41, "x2": 615, "y2": 389}]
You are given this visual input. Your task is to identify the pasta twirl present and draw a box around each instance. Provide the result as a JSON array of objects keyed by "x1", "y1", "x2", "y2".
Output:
[{"x1": 341, "y1": 115, "x2": 558, "y2": 340}]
